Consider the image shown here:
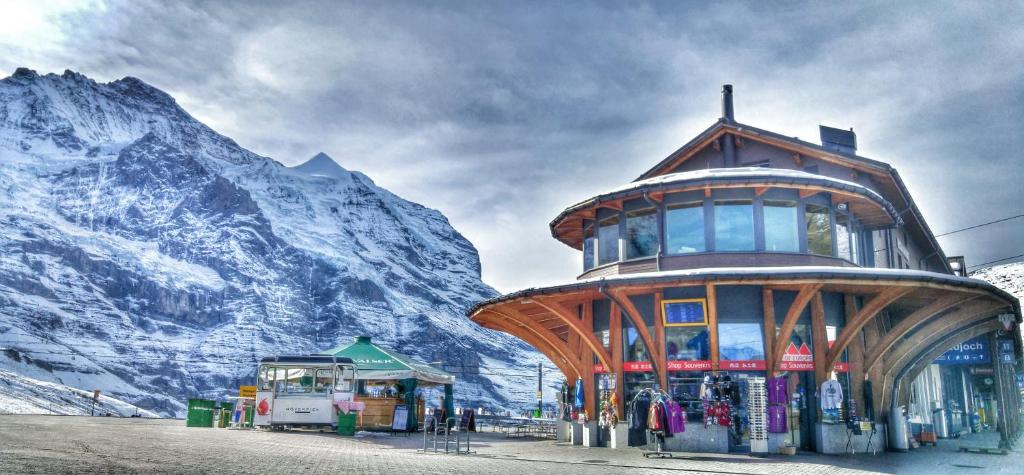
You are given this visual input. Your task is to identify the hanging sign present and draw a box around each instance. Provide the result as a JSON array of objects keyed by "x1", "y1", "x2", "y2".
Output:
[
  {"x1": 623, "y1": 361, "x2": 653, "y2": 372},
  {"x1": 934, "y1": 336, "x2": 990, "y2": 365},
  {"x1": 662, "y1": 299, "x2": 707, "y2": 327},
  {"x1": 666, "y1": 360, "x2": 712, "y2": 371},
  {"x1": 239, "y1": 385, "x2": 257, "y2": 398}
]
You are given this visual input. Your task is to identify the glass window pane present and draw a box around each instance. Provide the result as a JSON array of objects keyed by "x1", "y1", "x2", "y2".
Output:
[
  {"x1": 666, "y1": 202, "x2": 705, "y2": 254},
  {"x1": 718, "y1": 323, "x2": 765, "y2": 361},
  {"x1": 836, "y1": 215, "x2": 851, "y2": 261},
  {"x1": 714, "y1": 200, "x2": 754, "y2": 251},
  {"x1": 806, "y1": 204, "x2": 833, "y2": 256},
  {"x1": 665, "y1": 327, "x2": 710, "y2": 361},
  {"x1": 598, "y1": 216, "x2": 620, "y2": 264},
  {"x1": 583, "y1": 224, "x2": 595, "y2": 270},
  {"x1": 625, "y1": 207, "x2": 658, "y2": 259},
  {"x1": 763, "y1": 200, "x2": 799, "y2": 252}
]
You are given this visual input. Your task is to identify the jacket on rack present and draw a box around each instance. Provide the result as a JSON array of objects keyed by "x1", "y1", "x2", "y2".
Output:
[
  {"x1": 629, "y1": 392, "x2": 651, "y2": 431},
  {"x1": 666, "y1": 400, "x2": 686, "y2": 434}
]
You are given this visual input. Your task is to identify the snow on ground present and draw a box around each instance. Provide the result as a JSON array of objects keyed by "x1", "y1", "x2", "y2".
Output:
[{"x1": 0, "y1": 369, "x2": 159, "y2": 417}]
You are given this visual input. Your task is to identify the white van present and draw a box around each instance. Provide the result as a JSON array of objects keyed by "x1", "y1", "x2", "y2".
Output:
[{"x1": 253, "y1": 355, "x2": 357, "y2": 430}]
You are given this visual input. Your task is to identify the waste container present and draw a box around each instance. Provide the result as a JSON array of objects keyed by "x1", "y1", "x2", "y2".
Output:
[
  {"x1": 186, "y1": 399, "x2": 215, "y2": 427},
  {"x1": 337, "y1": 411, "x2": 357, "y2": 436},
  {"x1": 244, "y1": 405, "x2": 254, "y2": 427}
]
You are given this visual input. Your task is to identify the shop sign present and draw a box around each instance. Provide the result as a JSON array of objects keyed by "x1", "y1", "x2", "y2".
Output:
[
  {"x1": 666, "y1": 360, "x2": 712, "y2": 371},
  {"x1": 934, "y1": 336, "x2": 990, "y2": 365},
  {"x1": 721, "y1": 360, "x2": 766, "y2": 371},
  {"x1": 623, "y1": 361, "x2": 653, "y2": 372},
  {"x1": 593, "y1": 363, "x2": 609, "y2": 373},
  {"x1": 239, "y1": 385, "x2": 257, "y2": 398},
  {"x1": 779, "y1": 342, "x2": 814, "y2": 371}
]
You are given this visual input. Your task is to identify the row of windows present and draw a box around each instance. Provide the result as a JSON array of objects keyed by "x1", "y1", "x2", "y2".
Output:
[{"x1": 582, "y1": 196, "x2": 866, "y2": 271}]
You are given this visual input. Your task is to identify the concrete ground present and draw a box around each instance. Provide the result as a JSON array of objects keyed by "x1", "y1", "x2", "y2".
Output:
[{"x1": 0, "y1": 415, "x2": 1020, "y2": 474}]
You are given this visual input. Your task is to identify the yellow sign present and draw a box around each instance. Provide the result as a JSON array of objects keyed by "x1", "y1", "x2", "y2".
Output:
[{"x1": 240, "y1": 385, "x2": 257, "y2": 398}]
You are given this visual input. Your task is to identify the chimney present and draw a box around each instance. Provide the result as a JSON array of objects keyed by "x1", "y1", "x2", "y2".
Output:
[
  {"x1": 721, "y1": 84, "x2": 735, "y2": 121},
  {"x1": 819, "y1": 125, "x2": 857, "y2": 154}
]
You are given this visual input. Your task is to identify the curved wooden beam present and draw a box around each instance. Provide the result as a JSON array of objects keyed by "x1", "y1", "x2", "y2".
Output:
[
  {"x1": 478, "y1": 307, "x2": 585, "y2": 377},
  {"x1": 824, "y1": 287, "x2": 914, "y2": 374},
  {"x1": 866, "y1": 299, "x2": 1005, "y2": 374},
  {"x1": 896, "y1": 321, "x2": 1002, "y2": 408},
  {"x1": 476, "y1": 311, "x2": 579, "y2": 380},
  {"x1": 769, "y1": 283, "x2": 823, "y2": 376},
  {"x1": 604, "y1": 288, "x2": 663, "y2": 380},
  {"x1": 532, "y1": 296, "x2": 614, "y2": 374},
  {"x1": 862, "y1": 294, "x2": 982, "y2": 374}
]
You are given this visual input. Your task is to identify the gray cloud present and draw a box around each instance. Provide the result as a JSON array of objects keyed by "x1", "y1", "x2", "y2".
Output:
[{"x1": 2, "y1": 0, "x2": 1022, "y2": 291}]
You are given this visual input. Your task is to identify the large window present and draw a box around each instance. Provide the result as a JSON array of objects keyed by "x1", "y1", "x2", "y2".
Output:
[
  {"x1": 597, "y1": 215, "x2": 619, "y2": 265},
  {"x1": 625, "y1": 207, "x2": 658, "y2": 259},
  {"x1": 714, "y1": 200, "x2": 754, "y2": 251},
  {"x1": 763, "y1": 200, "x2": 799, "y2": 252},
  {"x1": 718, "y1": 323, "x2": 765, "y2": 361},
  {"x1": 665, "y1": 202, "x2": 705, "y2": 254},
  {"x1": 836, "y1": 213, "x2": 851, "y2": 261},
  {"x1": 582, "y1": 223, "x2": 595, "y2": 270},
  {"x1": 805, "y1": 203, "x2": 833, "y2": 256}
]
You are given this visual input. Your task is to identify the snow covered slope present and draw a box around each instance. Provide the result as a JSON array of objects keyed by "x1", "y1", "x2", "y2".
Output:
[
  {"x1": 0, "y1": 368, "x2": 158, "y2": 417},
  {"x1": 973, "y1": 261, "x2": 1024, "y2": 306},
  {"x1": 0, "y1": 68, "x2": 548, "y2": 416}
]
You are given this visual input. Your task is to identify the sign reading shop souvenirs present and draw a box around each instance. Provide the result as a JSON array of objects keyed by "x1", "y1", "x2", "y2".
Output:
[
  {"x1": 934, "y1": 336, "x2": 990, "y2": 365},
  {"x1": 593, "y1": 342, "x2": 849, "y2": 373},
  {"x1": 663, "y1": 299, "x2": 707, "y2": 326}
]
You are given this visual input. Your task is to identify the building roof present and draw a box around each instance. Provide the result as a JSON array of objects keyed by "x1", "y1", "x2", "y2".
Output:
[
  {"x1": 468, "y1": 266, "x2": 1021, "y2": 319},
  {"x1": 321, "y1": 336, "x2": 455, "y2": 385},
  {"x1": 635, "y1": 119, "x2": 951, "y2": 273},
  {"x1": 550, "y1": 167, "x2": 902, "y2": 247}
]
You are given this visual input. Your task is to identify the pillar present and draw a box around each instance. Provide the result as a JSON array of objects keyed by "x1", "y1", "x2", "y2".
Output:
[
  {"x1": 402, "y1": 378, "x2": 418, "y2": 432},
  {"x1": 444, "y1": 383, "x2": 455, "y2": 424}
]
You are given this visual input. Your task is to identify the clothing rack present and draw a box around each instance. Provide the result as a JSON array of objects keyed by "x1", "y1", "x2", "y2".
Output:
[{"x1": 632, "y1": 387, "x2": 674, "y2": 458}]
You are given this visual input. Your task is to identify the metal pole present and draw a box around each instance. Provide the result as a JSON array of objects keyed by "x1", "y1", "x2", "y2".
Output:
[{"x1": 537, "y1": 362, "x2": 543, "y2": 417}]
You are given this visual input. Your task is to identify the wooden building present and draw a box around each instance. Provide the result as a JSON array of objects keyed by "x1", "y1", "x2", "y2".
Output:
[{"x1": 469, "y1": 86, "x2": 1022, "y2": 453}]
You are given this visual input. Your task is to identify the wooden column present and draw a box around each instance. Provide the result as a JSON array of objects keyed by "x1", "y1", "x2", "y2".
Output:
[
  {"x1": 770, "y1": 283, "x2": 823, "y2": 376},
  {"x1": 843, "y1": 295, "x2": 866, "y2": 415},
  {"x1": 811, "y1": 293, "x2": 830, "y2": 390},
  {"x1": 654, "y1": 292, "x2": 668, "y2": 390},
  {"x1": 706, "y1": 283, "x2": 719, "y2": 371},
  {"x1": 610, "y1": 304, "x2": 624, "y2": 415},
  {"x1": 763, "y1": 289, "x2": 776, "y2": 376}
]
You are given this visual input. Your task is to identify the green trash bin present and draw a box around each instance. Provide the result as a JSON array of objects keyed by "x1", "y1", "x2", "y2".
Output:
[
  {"x1": 337, "y1": 411, "x2": 357, "y2": 436},
  {"x1": 244, "y1": 406, "x2": 254, "y2": 428},
  {"x1": 186, "y1": 399, "x2": 215, "y2": 427}
]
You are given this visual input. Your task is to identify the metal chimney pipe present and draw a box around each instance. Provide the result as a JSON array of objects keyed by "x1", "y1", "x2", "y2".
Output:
[{"x1": 722, "y1": 84, "x2": 734, "y2": 121}]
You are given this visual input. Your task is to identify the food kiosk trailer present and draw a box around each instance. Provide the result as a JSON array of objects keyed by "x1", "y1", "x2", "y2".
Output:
[{"x1": 253, "y1": 355, "x2": 357, "y2": 430}]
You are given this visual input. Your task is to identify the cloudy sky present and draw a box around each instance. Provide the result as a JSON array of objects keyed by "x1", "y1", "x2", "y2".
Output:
[{"x1": 2, "y1": 0, "x2": 1022, "y2": 292}]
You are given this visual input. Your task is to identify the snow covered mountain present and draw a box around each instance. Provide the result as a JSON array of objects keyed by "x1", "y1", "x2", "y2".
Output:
[
  {"x1": 0, "y1": 68, "x2": 548, "y2": 416},
  {"x1": 973, "y1": 261, "x2": 1024, "y2": 307}
]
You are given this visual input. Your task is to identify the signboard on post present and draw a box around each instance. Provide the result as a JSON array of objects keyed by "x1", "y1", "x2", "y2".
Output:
[
  {"x1": 239, "y1": 385, "x2": 257, "y2": 398},
  {"x1": 391, "y1": 404, "x2": 409, "y2": 432},
  {"x1": 662, "y1": 299, "x2": 707, "y2": 327},
  {"x1": 934, "y1": 336, "x2": 990, "y2": 365}
]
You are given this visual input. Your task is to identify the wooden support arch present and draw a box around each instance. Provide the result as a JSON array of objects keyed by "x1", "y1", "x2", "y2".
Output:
[
  {"x1": 896, "y1": 321, "x2": 1003, "y2": 408},
  {"x1": 824, "y1": 287, "x2": 914, "y2": 374},
  {"x1": 769, "y1": 283, "x2": 823, "y2": 376},
  {"x1": 532, "y1": 296, "x2": 614, "y2": 375},
  {"x1": 477, "y1": 309, "x2": 582, "y2": 378},
  {"x1": 811, "y1": 293, "x2": 830, "y2": 387},
  {"x1": 843, "y1": 294, "x2": 866, "y2": 413},
  {"x1": 865, "y1": 299, "x2": 1005, "y2": 374},
  {"x1": 476, "y1": 312, "x2": 579, "y2": 381},
  {"x1": 604, "y1": 288, "x2": 663, "y2": 382}
]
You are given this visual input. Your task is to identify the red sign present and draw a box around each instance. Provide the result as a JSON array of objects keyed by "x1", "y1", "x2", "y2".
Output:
[
  {"x1": 623, "y1": 361, "x2": 653, "y2": 372},
  {"x1": 779, "y1": 342, "x2": 814, "y2": 371},
  {"x1": 721, "y1": 360, "x2": 767, "y2": 371},
  {"x1": 257, "y1": 398, "x2": 270, "y2": 416},
  {"x1": 593, "y1": 364, "x2": 609, "y2": 373},
  {"x1": 666, "y1": 360, "x2": 712, "y2": 371}
]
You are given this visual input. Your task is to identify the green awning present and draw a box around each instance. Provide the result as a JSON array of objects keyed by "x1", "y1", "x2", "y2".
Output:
[{"x1": 321, "y1": 336, "x2": 455, "y2": 385}]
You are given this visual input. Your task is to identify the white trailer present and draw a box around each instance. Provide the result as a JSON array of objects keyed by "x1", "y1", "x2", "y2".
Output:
[{"x1": 253, "y1": 355, "x2": 357, "y2": 430}]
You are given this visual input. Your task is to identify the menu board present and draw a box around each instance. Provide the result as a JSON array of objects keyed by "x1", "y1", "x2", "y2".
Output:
[
  {"x1": 663, "y1": 299, "x2": 707, "y2": 326},
  {"x1": 392, "y1": 404, "x2": 409, "y2": 431}
]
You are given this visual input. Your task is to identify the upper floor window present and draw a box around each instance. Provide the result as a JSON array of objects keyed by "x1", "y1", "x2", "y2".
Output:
[
  {"x1": 806, "y1": 203, "x2": 833, "y2": 256},
  {"x1": 597, "y1": 215, "x2": 620, "y2": 265},
  {"x1": 666, "y1": 202, "x2": 705, "y2": 254},
  {"x1": 583, "y1": 223, "x2": 596, "y2": 270},
  {"x1": 625, "y1": 207, "x2": 658, "y2": 259},
  {"x1": 763, "y1": 200, "x2": 799, "y2": 252},
  {"x1": 714, "y1": 200, "x2": 754, "y2": 251}
]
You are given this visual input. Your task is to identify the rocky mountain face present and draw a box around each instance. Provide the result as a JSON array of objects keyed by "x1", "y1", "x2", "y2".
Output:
[{"x1": 0, "y1": 68, "x2": 546, "y2": 416}]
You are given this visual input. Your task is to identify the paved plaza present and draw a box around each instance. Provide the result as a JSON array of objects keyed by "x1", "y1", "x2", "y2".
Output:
[{"x1": 0, "y1": 415, "x2": 1020, "y2": 474}]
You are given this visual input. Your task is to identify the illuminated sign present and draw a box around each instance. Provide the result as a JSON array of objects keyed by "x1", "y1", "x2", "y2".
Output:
[{"x1": 662, "y1": 299, "x2": 707, "y2": 327}]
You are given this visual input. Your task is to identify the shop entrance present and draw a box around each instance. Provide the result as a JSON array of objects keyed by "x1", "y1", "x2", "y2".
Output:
[{"x1": 784, "y1": 371, "x2": 817, "y2": 451}]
